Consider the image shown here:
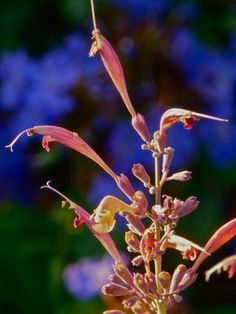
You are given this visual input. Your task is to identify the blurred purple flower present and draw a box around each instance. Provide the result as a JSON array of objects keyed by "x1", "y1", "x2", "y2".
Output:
[
  {"x1": 110, "y1": 0, "x2": 170, "y2": 20},
  {"x1": 63, "y1": 255, "x2": 113, "y2": 300}
]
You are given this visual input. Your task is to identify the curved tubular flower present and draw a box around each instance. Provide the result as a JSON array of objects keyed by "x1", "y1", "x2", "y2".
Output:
[
  {"x1": 41, "y1": 181, "x2": 123, "y2": 263},
  {"x1": 6, "y1": 125, "x2": 118, "y2": 180},
  {"x1": 91, "y1": 195, "x2": 135, "y2": 233},
  {"x1": 89, "y1": 30, "x2": 151, "y2": 144},
  {"x1": 159, "y1": 108, "x2": 228, "y2": 135},
  {"x1": 89, "y1": 29, "x2": 136, "y2": 118},
  {"x1": 205, "y1": 254, "x2": 236, "y2": 281},
  {"x1": 192, "y1": 218, "x2": 236, "y2": 272}
]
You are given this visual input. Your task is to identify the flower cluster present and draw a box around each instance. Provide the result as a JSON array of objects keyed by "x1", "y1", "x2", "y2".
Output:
[{"x1": 6, "y1": 1, "x2": 236, "y2": 313}]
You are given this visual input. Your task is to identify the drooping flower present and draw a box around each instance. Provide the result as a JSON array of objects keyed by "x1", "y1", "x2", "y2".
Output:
[
  {"x1": 41, "y1": 182, "x2": 123, "y2": 263},
  {"x1": 159, "y1": 108, "x2": 228, "y2": 136}
]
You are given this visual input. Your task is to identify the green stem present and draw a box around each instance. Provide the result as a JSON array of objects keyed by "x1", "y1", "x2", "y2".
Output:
[{"x1": 154, "y1": 155, "x2": 167, "y2": 314}]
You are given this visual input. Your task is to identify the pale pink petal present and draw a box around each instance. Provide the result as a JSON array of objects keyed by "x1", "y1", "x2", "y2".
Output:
[{"x1": 6, "y1": 125, "x2": 117, "y2": 180}]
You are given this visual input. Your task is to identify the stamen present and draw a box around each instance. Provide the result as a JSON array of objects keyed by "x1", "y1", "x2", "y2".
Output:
[
  {"x1": 5, "y1": 128, "x2": 32, "y2": 152},
  {"x1": 41, "y1": 181, "x2": 74, "y2": 206}
]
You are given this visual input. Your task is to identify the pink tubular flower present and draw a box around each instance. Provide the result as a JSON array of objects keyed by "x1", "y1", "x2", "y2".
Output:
[
  {"x1": 192, "y1": 218, "x2": 236, "y2": 272},
  {"x1": 159, "y1": 108, "x2": 228, "y2": 135},
  {"x1": 6, "y1": 125, "x2": 117, "y2": 180},
  {"x1": 41, "y1": 182, "x2": 123, "y2": 263},
  {"x1": 6, "y1": 125, "x2": 137, "y2": 200},
  {"x1": 89, "y1": 29, "x2": 136, "y2": 118},
  {"x1": 205, "y1": 254, "x2": 236, "y2": 281},
  {"x1": 89, "y1": 30, "x2": 150, "y2": 144}
]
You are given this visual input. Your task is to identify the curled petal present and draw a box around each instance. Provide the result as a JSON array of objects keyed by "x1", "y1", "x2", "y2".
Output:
[
  {"x1": 89, "y1": 30, "x2": 136, "y2": 117},
  {"x1": 205, "y1": 254, "x2": 236, "y2": 281},
  {"x1": 131, "y1": 113, "x2": 151, "y2": 143},
  {"x1": 41, "y1": 182, "x2": 123, "y2": 263},
  {"x1": 6, "y1": 125, "x2": 117, "y2": 181},
  {"x1": 159, "y1": 108, "x2": 228, "y2": 135},
  {"x1": 91, "y1": 196, "x2": 133, "y2": 233},
  {"x1": 167, "y1": 234, "x2": 209, "y2": 261},
  {"x1": 192, "y1": 218, "x2": 236, "y2": 272}
]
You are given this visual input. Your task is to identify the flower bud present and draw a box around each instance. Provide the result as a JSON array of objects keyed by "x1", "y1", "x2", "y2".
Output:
[
  {"x1": 131, "y1": 300, "x2": 150, "y2": 314},
  {"x1": 132, "y1": 113, "x2": 151, "y2": 143},
  {"x1": 131, "y1": 255, "x2": 143, "y2": 267},
  {"x1": 162, "y1": 147, "x2": 175, "y2": 174},
  {"x1": 113, "y1": 262, "x2": 134, "y2": 287},
  {"x1": 132, "y1": 191, "x2": 148, "y2": 216},
  {"x1": 169, "y1": 264, "x2": 187, "y2": 293},
  {"x1": 153, "y1": 130, "x2": 166, "y2": 153},
  {"x1": 168, "y1": 171, "x2": 192, "y2": 182},
  {"x1": 121, "y1": 212, "x2": 145, "y2": 235},
  {"x1": 177, "y1": 196, "x2": 199, "y2": 218},
  {"x1": 116, "y1": 174, "x2": 135, "y2": 200},
  {"x1": 144, "y1": 272, "x2": 157, "y2": 294},
  {"x1": 102, "y1": 283, "x2": 131, "y2": 296},
  {"x1": 132, "y1": 163, "x2": 151, "y2": 187},
  {"x1": 133, "y1": 273, "x2": 149, "y2": 294},
  {"x1": 158, "y1": 271, "x2": 171, "y2": 292},
  {"x1": 123, "y1": 296, "x2": 139, "y2": 309},
  {"x1": 125, "y1": 231, "x2": 140, "y2": 252}
]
